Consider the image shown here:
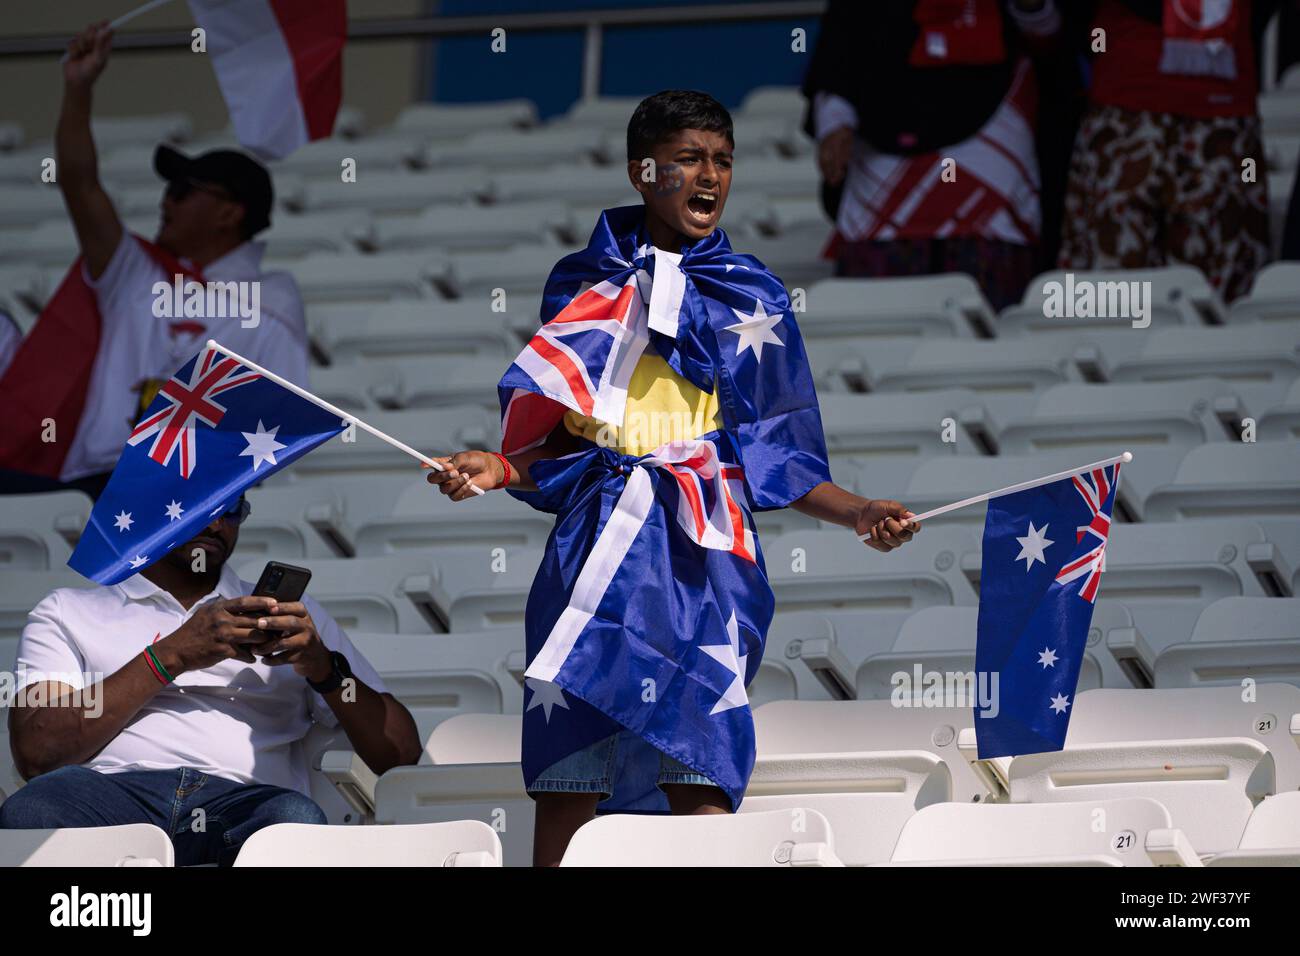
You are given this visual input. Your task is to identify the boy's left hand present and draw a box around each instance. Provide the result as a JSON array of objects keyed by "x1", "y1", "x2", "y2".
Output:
[{"x1": 856, "y1": 499, "x2": 920, "y2": 552}]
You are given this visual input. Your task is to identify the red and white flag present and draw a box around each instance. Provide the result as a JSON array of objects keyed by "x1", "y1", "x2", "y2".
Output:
[{"x1": 188, "y1": 0, "x2": 346, "y2": 159}]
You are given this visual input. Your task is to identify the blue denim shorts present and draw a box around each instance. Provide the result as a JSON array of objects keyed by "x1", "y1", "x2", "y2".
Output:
[{"x1": 528, "y1": 734, "x2": 716, "y2": 797}]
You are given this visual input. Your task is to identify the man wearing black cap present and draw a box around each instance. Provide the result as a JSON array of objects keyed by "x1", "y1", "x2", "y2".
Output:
[{"x1": 34, "y1": 21, "x2": 309, "y2": 496}]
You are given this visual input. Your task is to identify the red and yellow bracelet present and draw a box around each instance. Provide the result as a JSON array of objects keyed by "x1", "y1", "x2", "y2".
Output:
[{"x1": 490, "y1": 452, "x2": 512, "y2": 489}]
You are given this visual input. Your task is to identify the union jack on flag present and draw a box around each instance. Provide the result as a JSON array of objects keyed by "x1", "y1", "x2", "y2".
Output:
[
  {"x1": 973, "y1": 460, "x2": 1124, "y2": 758},
  {"x1": 126, "y1": 347, "x2": 262, "y2": 479},
  {"x1": 69, "y1": 342, "x2": 347, "y2": 585}
]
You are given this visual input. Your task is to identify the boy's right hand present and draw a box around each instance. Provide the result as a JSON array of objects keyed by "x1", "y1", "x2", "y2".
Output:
[
  {"x1": 425, "y1": 451, "x2": 506, "y2": 500},
  {"x1": 64, "y1": 21, "x2": 113, "y2": 90}
]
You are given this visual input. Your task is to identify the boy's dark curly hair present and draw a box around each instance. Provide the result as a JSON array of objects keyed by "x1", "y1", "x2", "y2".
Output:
[{"x1": 626, "y1": 89, "x2": 734, "y2": 162}]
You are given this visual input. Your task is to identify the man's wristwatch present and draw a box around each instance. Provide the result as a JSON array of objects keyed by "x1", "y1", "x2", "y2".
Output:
[{"x1": 308, "y1": 650, "x2": 352, "y2": 694}]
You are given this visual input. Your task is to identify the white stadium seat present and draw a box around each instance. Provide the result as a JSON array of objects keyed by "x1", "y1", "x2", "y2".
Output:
[
  {"x1": 441, "y1": 243, "x2": 572, "y2": 303},
  {"x1": 1144, "y1": 441, "x2": 1300, "y2": 522},
  {"x1": 1108, "y1": 321, "x2": 1300, "y2": 415},
  {"x1": 487, "y1": 162, "x2": 627, "y2": 205},
  {"x1": 347, "y1": 633, "x2": 524, "y2": 747},
  {"x1": 256, "y1": 211, "x2": 374, "y2": 260},
  {"x1": 1064, "y1": 684, "x2": 1300, "y2": 792},
  {"x1": 392, "y1": 99, "x2": 538, "y2": 137},
  {"x1": 1151, "y1": 599, "x2": 1300, "y2": 689},
  {"x1": 1260, "y1": 377, "x2": 1300, "y2": 439},
  {"x1": 423, "y1": 125, "x2": 610, "y2": 169},
  {"x1": 738, "y1": 85, "x2": 805, "y2": 119},
  {"x1": 279, "y1": 251, "x2": 447, "y2": 304},
  {"x1": 881, "y1": 798, "x2": 1198, "y2": 867},
  {"x1": 741, "y1": 750, "x2": 950, "y2": 866},
  {"x1": 0, "y1": 490, "x2": 91, "y2": 569},
  {"x1": 307, "y1": 300, "x2": 518, "y2": 364},
  {"x1": 967, "y1": 735, "x2": 1274, "y2": 856},
  {"x1": 857, "y1": 604, "x2": 1105, "y2": 699},
  {"x1": 551, "y1": 96, "x2": 645, "y2": 133},
  {"x1": 802, "y1": 273, "x2": 993, "y2": 340},
  {"x1": 0, "y1": 186, "x2": 65, "y2": 228},
  {"x1": 293, "y1": 169, "x2": 488, "y2": 215},
  {"x1": 1000, "y1": 264, "x2": 1225, "y2": 332},
  {"x1": 995, "y1": 379, "x2": 1243, "y2": 457},
  {"x1": 1229, "y1": 261, "x2": 1300, "y2": 325},
  {"x1": 1206, "y1": 791, "x2": 1300, "y2": 866},
  {"x1": 352, "y1": 474, "x2": 556, "y2": 556},
  {"x1": 0, "y1": 824, "x2": 173, "y2": 867},
  {"x1": 372, "y1": 760, "x2": 534, "y2": 867},
  {"x1": 423, "y1": 712, "x2": 522, "y2": 764},
  {"x1": 817, "y1": 388, "x2": 996, "y2": 467},
  {"x1": 369, "y1": 199, "x2": 571, "y2": 252},
  {"x1": 232, "y1": 821, "x2": 502, "y2": 867},
  {"x1": 754, "y1": 699, "x2": 992, "y2": 802},
  {"x1": 561, "y1": 807, "x2": 843, "y2": 867}
]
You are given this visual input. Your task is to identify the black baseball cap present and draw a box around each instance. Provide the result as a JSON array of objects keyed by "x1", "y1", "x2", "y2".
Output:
[{"x1": 153, "y1": 144, "x2": 274, "y2": 236}]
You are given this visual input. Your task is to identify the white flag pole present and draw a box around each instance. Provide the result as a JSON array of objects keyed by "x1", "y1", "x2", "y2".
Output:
[
  {"x1": 59, "y1": 0, "x2": 183, "y2": 63},
  {"x1": 858, "y1": 451, "x2": 1133, "y2": 542},
  {"x1": 107, "y1": 0, "x2": 180, "y2": 29},
  {"x1": 207, "y1": 339, "x2": 487, "y2": 496}
]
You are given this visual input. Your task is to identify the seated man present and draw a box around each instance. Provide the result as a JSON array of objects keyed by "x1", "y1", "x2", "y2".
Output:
[{"x1": 0, "y1": 494, "x2": 422, "y2": 865}]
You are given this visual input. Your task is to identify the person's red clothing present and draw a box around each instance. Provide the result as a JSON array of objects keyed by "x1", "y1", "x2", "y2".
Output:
[{"x1": 1089, "y1": 0, "x2": 1259, "y2": 117}]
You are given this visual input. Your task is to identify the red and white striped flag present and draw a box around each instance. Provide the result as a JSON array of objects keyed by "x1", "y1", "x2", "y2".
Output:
[{"x1": 188, "y1": 0, "x2": 346, "y2": 159}]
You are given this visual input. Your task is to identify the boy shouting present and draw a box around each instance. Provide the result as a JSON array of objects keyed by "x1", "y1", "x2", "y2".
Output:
[{"x1": 429, "y1": 91, "x2": 920, "y2": 865}]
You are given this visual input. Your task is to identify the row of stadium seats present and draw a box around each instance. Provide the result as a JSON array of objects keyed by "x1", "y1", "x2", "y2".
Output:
[
  {"x1": 6, "y1": 789, "x2": 1299, "y2": 866},
  {"x1": 3, "y1": 684, "x2": 1297, "y2": 866}
]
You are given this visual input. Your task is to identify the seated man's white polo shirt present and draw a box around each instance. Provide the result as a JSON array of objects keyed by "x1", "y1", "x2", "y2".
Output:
[
  {"x1": 14, "y1": 561, "x2": 387, "y2": 795},
  {"x1": 61, "y1": 234, "x2": 311, "y2": 481}
]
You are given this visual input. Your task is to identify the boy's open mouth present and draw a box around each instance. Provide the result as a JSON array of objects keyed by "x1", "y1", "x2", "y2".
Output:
[{"x1": 686, "y1": 191, "x2": 718, "y2": 222}]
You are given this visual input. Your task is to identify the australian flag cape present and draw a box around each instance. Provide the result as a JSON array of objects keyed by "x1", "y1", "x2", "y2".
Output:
[{"x1": 497, "y1": 205, "x2": 832, "y2": 813}]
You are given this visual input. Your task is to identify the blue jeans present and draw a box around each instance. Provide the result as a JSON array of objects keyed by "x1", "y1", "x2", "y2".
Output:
[
  {"x1": 0, "y1": 766, "x2": 326, "y2": 866},
  {"x1": 528, "y1": 733, "x2": 717, "y2": 798}
]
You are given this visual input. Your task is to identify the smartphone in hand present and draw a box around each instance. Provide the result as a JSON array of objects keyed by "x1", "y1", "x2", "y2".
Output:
[
  {"x1": 251, "y1": 560, "x2": 312, "y2": 604},
  {"x1": 245, "y1": 561, "x2": 313, "y2": 655}
]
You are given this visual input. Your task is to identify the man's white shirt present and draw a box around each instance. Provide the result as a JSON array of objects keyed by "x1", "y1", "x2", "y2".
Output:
[
  {"x1": 61, "y1": 235, "x2": 310, "y2": 481},
  {"x1": 13, "y1": 561, "x2": 387, "y2": 795}
]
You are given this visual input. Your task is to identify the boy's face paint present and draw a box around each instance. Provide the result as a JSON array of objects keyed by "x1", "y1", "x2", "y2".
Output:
[{"x1": 629, "y1": 128, "x2": 733, "y2": 249}]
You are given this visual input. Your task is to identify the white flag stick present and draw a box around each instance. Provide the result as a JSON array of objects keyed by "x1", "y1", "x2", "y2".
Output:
[
  {"x1": 858, "y1": 451, "x2": 1133, "y2": 542},
  {"x1": 59, "y1": 0, "x2": 182, "y2": 63},
  {"x1": 108, "y1": 0, "x2": 180, "y2": 29},
  {"x1": 207, "y1": 339, "x2": 487, "y2": 496}
]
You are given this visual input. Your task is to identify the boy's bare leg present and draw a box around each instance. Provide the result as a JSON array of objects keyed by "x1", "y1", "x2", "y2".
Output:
[
  {"x1": 662, "y1": 784, "x2": 730, "y2": 815},
  {"x1": 532, "y1": 792, "x2": 601, "y2": 867}
]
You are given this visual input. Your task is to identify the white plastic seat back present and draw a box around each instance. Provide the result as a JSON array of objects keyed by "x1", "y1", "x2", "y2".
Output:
[
  {"x1": 0, "y1": 824, "x2": 173, "y2": 867},
  {"x1": 233, "y1": 820, "x2": 502, "y2": 867},
  {"x1": 1067, "y1": 684, "x2": 1300, "y2": 792},
  {"x1": 561, "y1": 807, "x2": 842, "y2": 867},
  {"x1": 1154, "y1": 598, "x2": 1300, "y2": 688},
  {"x1": 1207, "y1": 792, "x2": 1300, "y2": 866},
  {"x1": 1007, "y1": 737, "x2": 1274, "y2": 855},
  {"x1": 887, "y1": 798, "x2": 1180, "y2": 867},
  {"x1": 741, "y1": 750, "x2": 950, "y2": 866}
]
